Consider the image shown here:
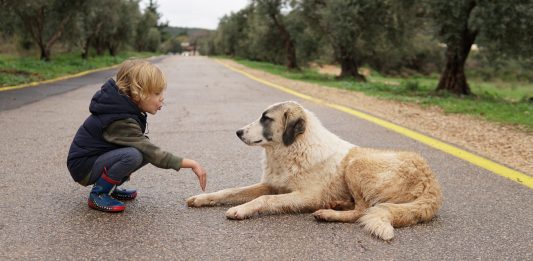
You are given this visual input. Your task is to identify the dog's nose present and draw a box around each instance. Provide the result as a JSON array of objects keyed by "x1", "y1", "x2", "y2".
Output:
[{"x1": 236, "y1": 129, "x2": 244, "y2": 138}]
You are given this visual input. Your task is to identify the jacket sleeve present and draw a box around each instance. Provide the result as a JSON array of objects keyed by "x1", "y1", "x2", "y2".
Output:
[{"x1": 103, "y1": 118, "x2": 182, "y2": 171}]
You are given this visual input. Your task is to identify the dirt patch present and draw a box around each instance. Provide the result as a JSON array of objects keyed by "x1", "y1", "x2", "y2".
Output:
[
  {"x1": 309, "y1": 63, "x2": 371, "y2": 77},
  {"x1": 309, "y1": 63, "x2": 400, "y2": 85},
  {"x1": 309, "y1": 63, "x2": 341, "y2": 76},
  {"x1": 219, "y1": 58, "x2": 532, "y2": 176}
]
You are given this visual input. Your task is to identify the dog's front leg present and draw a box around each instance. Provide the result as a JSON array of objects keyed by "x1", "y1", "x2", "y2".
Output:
[
  {"x1": 186, "y1": 183, "x2": 273, "y2": 207},
  {"x1": 226, "y1": 192, "x2": 319, "y2": 220}
]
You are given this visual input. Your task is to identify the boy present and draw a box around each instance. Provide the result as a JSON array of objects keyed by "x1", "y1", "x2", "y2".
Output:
[{"x1": 67, "y1": 59, "x2": 207, "y2": 212}]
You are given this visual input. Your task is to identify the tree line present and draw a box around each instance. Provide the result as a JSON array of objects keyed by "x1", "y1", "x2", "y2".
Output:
[
  {"x1": 0, "y1": 0, "x2": 170, "y2": 61},
  {"x1": 204, "y1": 0, "x2": 533, "y2": 95}
]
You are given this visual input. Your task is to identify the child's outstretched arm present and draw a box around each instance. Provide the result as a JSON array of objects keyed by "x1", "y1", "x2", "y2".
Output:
[
  {"x1": 181, "y1": 159, "x2": 207, "y2": 191},
  {"x1": 103, "y1": 118, "x2": 207, "y2": 191}
]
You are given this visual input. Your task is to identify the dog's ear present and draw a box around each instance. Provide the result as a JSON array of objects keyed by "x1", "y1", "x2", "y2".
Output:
[{"x1": 282, "y1": 116, "x2": 306, "y2": 146}]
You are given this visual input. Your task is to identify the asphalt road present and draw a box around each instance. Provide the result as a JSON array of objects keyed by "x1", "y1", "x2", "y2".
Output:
[{"x1": 0, "y1": 56, "x2": 531, "y2": 260}]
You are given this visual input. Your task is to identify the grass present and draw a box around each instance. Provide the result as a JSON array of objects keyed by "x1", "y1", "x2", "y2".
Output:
[
  {"x1": 232, "y1": 58, "x2": 533, "y2": 130},
  {"x1": 0, "y1": 52, "x2": 157, "y2": 87}
]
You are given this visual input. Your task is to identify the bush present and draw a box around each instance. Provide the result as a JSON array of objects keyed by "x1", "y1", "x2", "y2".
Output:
[
  {"x1": 466, "y1": 51, "x2": 533, "y2": 82},
  {"x1": 402, "y1": 80, "x2": 421, "y2": 92}
]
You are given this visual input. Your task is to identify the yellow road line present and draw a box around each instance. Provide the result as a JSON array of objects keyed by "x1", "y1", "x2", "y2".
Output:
[
  {"x1": 216, "y1": 59, "x2": 533, "y2": 189},
  {"x1": 0, "y1": 64, "x2": 120, "y2": 92}
]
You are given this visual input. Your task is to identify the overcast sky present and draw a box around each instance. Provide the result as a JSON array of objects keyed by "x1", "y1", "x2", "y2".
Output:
[{"x1": 141, "y1": 0, "x2": 251, "y2": 30}]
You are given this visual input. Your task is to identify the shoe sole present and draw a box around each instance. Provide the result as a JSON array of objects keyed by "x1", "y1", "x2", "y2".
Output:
[
  {"x1": 88, "y1": 200, "x2": 125, "y2": 212},
  {"x1": 111, "y1": 191, "x2": 138, "y2": 200}
]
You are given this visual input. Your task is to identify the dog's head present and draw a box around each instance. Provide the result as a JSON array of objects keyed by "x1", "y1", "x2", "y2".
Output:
[{"x1": 236, "y1": 101, "x2": 306, "y2": 146}]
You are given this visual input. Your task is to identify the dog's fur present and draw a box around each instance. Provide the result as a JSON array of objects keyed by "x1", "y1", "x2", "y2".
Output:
[{"x1": 187, "y1": 101, "x2": 442, "y2": 240}]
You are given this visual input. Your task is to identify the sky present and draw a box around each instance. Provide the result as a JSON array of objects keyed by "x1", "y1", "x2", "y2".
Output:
[{"x1": 141, "y1": 0, "x2": 251, "y2": 30}]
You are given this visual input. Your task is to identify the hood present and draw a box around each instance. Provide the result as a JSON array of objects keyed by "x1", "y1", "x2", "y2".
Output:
[{"x1": 89, "y1": 79, "x2": 142, "y2": 116}]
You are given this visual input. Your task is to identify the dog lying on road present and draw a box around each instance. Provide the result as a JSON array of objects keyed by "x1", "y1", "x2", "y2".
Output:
[{"x1": 187, "y1": 101, "x2": 442, "y2": 240}]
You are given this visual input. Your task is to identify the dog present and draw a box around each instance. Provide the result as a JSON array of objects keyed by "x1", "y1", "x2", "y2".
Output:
[{"x1": 186, "y1": 101, "x2": 442, "y2": 240}]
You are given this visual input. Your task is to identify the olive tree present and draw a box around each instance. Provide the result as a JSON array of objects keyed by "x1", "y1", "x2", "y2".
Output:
[
  {"x1": 431, "y1": 0, "x2": 533, "y2": 95},
  {"x1": 301, "y1": 0, "x2": 419, "y2": 81},
  {"x1": 213, "y1": 7, "x2": 254, "y2": 57},
  {"x1": 253, "y1": 0, "x2": 299, "y2": 69},
  {"x1": 4, "y1": 0, "x2": 85, "y2": 61}
]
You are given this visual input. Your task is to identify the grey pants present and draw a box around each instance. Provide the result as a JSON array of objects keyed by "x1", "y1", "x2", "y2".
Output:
[{"x1": 80, "y1": 147, "x2": 147, "y2": 186}]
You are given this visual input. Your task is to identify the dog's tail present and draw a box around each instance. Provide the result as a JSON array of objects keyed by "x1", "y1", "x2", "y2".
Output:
[{"x1": 358, "y1": 185, "x2": 442, "y2": 240}]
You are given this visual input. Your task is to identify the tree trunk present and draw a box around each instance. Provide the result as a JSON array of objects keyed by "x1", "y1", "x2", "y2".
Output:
[
  {"x1": 285, "y1": 38, "x2": 297, "y2": 70},
  {"x1": 436, "y1": 47, "x2": 471, "y2": 95},
  {"x1": 81, "y1": 40, "x2": 90, "y2": 59},
  {"x1": 108, "y1": 42, "x2": 118, "y2": 56},
  {"x1": 267, "y1": 4, "x2": 298, "y2": 70},
  {"x1": 338, "y1": 58, "x2": 365, "y2": 81},
  {"x1": 40, "y1": 47, "x2": 51, "y2": 61},
  {"x1": 108, "y1": 47, "x2": 116, "y2": 56},
  {"x1": 336, "y1": 48, "x2": 365, "y2": 81},
  {"x1": 95, "y1": 48, "x2": 105, "y2": 56},
  {"x1": 95, "y1": 41, "x2": 105, "y2": 55},
  {"x1": 437, "y1": 28, "x2": 477, "y2": 95},
  {"x1": 83, "y1": 22, "x2": 102, "y2": 59},
  {"x1": 436, "y1": 1, "x2": 478, "y2": 95}
]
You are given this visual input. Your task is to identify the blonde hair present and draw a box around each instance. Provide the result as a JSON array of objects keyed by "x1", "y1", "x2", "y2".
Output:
[{"x1": 115, "y1": 59, "x2": 166, "y2": 103}]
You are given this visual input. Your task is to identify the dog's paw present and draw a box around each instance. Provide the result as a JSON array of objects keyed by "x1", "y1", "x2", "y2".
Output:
[
  {"x1": 225, "y1": 206, "x2": 252, "y2": 220},
  {"x1": 186, "y1": 194, "x2": 214, "y2": 207},
  {"x1": 313, "y1": 209, "x2": 337, "y2": 222},
  {"x1": 185, "y1": 195, "x2": 200, "y2": 207}
]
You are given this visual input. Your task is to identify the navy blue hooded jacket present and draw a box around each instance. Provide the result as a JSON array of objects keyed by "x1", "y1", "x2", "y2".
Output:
[{"x1": 67, "y1": 79, "x2": 147, "y2": 182}]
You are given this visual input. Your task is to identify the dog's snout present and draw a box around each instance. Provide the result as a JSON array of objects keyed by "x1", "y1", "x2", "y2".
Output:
[{"x1": 236, "y1": 129, "x2": 244, "y2": 138}]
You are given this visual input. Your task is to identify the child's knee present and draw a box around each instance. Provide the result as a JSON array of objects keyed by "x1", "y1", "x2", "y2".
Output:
[{"x1": 124, "y1": 147, "x2": 144, "y2": 167}]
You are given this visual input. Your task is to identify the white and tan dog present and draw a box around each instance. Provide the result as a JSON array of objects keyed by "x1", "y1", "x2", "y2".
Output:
[{"x1": 187, "y1": 101, "x2": 442, "y2": 240}]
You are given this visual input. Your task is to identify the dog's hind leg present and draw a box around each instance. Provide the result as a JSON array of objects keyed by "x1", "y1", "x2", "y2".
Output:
[
  {"x1": 359, "y1": 190, "x2": 442, "y2": 241},
  {"x1": 313, "y1": 200, "x2": 368, "y2": 223}
]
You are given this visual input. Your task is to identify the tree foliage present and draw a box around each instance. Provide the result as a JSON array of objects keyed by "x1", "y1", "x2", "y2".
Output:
[
  {"x1": 134, "y1": 0, "x2": 168, "y2": 52},
  {"x1": 0, "y1": 0, "x2": 167, "y2": 61},
  {"x1": 477, "y1": 0, "x2": 533, "y2": 58},
  {"x1": 253, "y1": 0, "x2": 299, "y2": 69},
  {"x1": 73, "y1": 0, "x2": 139, "y2": 58},
  {"x1": 208, "y1": 0, "x2": 532, "y2": 95},
  {"x1": 212, "y1": 7, "x2": 254, "y2": 57},
  {"x1": 301, "y1": 0, "x2": 422, "y2": 81},
  {"x1": 4, "y1": 0, "x2": 85, "y2": 60}
]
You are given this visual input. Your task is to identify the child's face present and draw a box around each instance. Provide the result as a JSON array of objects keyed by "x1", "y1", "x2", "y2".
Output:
[{"x1": 138, "y1": 91, "x2": 165, "y2": 115}]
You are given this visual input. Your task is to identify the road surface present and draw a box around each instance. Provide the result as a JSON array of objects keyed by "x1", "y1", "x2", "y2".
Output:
[{"x1": 0, "y1": 56, "x2": 531, "y2": 260}]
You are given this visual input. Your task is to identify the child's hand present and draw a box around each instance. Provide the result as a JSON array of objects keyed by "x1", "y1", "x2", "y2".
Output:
[
  {"x1": 181, "y1": 159, "x2": 207, "y2": 191},
  {"x1": 192, "y1": 163, "x2": 207, "y2": 192}
]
